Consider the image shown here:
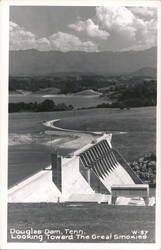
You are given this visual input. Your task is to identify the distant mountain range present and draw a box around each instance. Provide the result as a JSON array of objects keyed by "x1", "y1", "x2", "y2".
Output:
[{"x1": 9, "y1": 47, "x2": 157, "y2": 77}]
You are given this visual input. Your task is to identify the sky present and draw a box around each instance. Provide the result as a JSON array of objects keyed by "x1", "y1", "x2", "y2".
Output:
[{"x1": 10, "y1": 6, "x2": 157, "y2": 52}]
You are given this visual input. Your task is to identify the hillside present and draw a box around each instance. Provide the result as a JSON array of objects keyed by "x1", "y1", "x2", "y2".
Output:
[
  {"x1": 74, "y1": 89, "x2": 101, "y2": 96},
  {"x1": 9, "y1": 47, "x2": 157, "y2": 76},
  {"x1": 129, "y1": 67, "x2": 156, "y2": 78}
]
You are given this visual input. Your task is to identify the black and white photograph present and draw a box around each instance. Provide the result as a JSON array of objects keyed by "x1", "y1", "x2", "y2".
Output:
[{"x1": 0, "y1": 0, "x2": 160, "y2": 249}]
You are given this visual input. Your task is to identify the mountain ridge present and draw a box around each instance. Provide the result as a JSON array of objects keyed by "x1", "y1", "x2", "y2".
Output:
[{"x1": 9, "y1": 47, "x2": 157, "y2": 76}]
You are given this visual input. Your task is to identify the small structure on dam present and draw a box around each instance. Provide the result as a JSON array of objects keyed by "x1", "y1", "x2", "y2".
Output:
[{"x1": 51, "y1": 134, "x2": 149, "y2": 205}]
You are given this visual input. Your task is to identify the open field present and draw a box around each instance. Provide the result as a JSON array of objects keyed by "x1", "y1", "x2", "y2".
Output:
[
  {"x1": 56, "y1": 106, "x2": 156, "y2": 161},
  {"x1": 56, "y1": 107, "x2": 155, "y2": 132},
  {"x1": 8, "y1": 203, "x2": 155, "y2": 243},
  {"x1": 9, "y1": 106, "x2": 156, "y2": 187}
]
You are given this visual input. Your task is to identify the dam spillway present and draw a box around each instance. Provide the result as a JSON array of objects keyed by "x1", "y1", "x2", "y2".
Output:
[
  {"x1": 79, "y1": 139, "x2": 135, "y2": 193},
  {"x1": 8, "y1": 133, "x2": 152, "y2": 205},
  {"x1": 51, "y1": 134, "x2": 146, "y2": 204}
]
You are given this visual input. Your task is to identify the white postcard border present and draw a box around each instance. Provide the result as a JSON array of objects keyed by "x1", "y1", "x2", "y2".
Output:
[{"x1": 0, "y1": 0, "x2": 161, "y2": 249}]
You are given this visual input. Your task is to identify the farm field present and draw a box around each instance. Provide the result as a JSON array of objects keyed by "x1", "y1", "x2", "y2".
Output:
[
  {"x1": 8, "y1": 203, "x2": 155, "y2": 243},
  {"x1": 8, "y1": 106, "x2": 156, "y2": 187}
]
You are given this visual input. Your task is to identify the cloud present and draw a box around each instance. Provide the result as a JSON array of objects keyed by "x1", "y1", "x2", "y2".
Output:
[
  {"x1": 96, "y1": 7, "x2": 135, "y2": 30},
  {"x1": 10, "y1": 22, "x2": 98, "y2": 52},
  {"x1": 96, "y1": 7, "x2": 136, "y2": 40},
  {"x1": 10, "y1": 6, "x2": 157, "y2": 52},
  {"x1": 68, "y1": 6, "x2": 157, "y2": 51},
  {"x1": 10, "y1": 22, "x2": 36, "y2": 50},
  {"x1": 129, "y1": 7, "x2": 157, "y2": 19},
  {"x1": 49, "y1": 32, "x2": 98, "y2": 52},
  {"x1": 95, "y1": 6, "x2": 157, "y2": 50},
  {"x1": 35, "y1": 37, "x2": 51, "y2": 51},
  {"x1": 10, "y1": 22, "x2": 50, "y2": 51},
  {"x1": 69, "y1": 18, "x2": 110, "y2": 40}
]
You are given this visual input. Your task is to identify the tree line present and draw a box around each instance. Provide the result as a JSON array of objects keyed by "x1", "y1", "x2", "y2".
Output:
[
  {"x1": 9, "y1": 99, "x2": 73, "y2": 113},
  {"x1": 117, "y1": 81, "x2": 156, "y2": 107},
  {"x1": 95, "y1": 80, "x2": 156, "y2": 109}
]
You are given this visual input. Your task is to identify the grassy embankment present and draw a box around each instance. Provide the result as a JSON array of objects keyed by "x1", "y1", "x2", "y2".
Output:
[{"x1": 8, "y1": 203, "x2": 155, "y2": 243}]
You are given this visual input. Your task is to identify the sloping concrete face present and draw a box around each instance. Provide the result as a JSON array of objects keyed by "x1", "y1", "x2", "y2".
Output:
[
  {"x1": 79, "y1": 138, "x2": 135, "y2": 193},
  {"x1": 56, "y1": 135, "x2": 139, "y2": 200},
  {"x1": 61, "y1": 156, "x2": 94, "y2": 202},
  {"x1": 8, "y1": 168, "x2": 61, "y2": 203}
]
